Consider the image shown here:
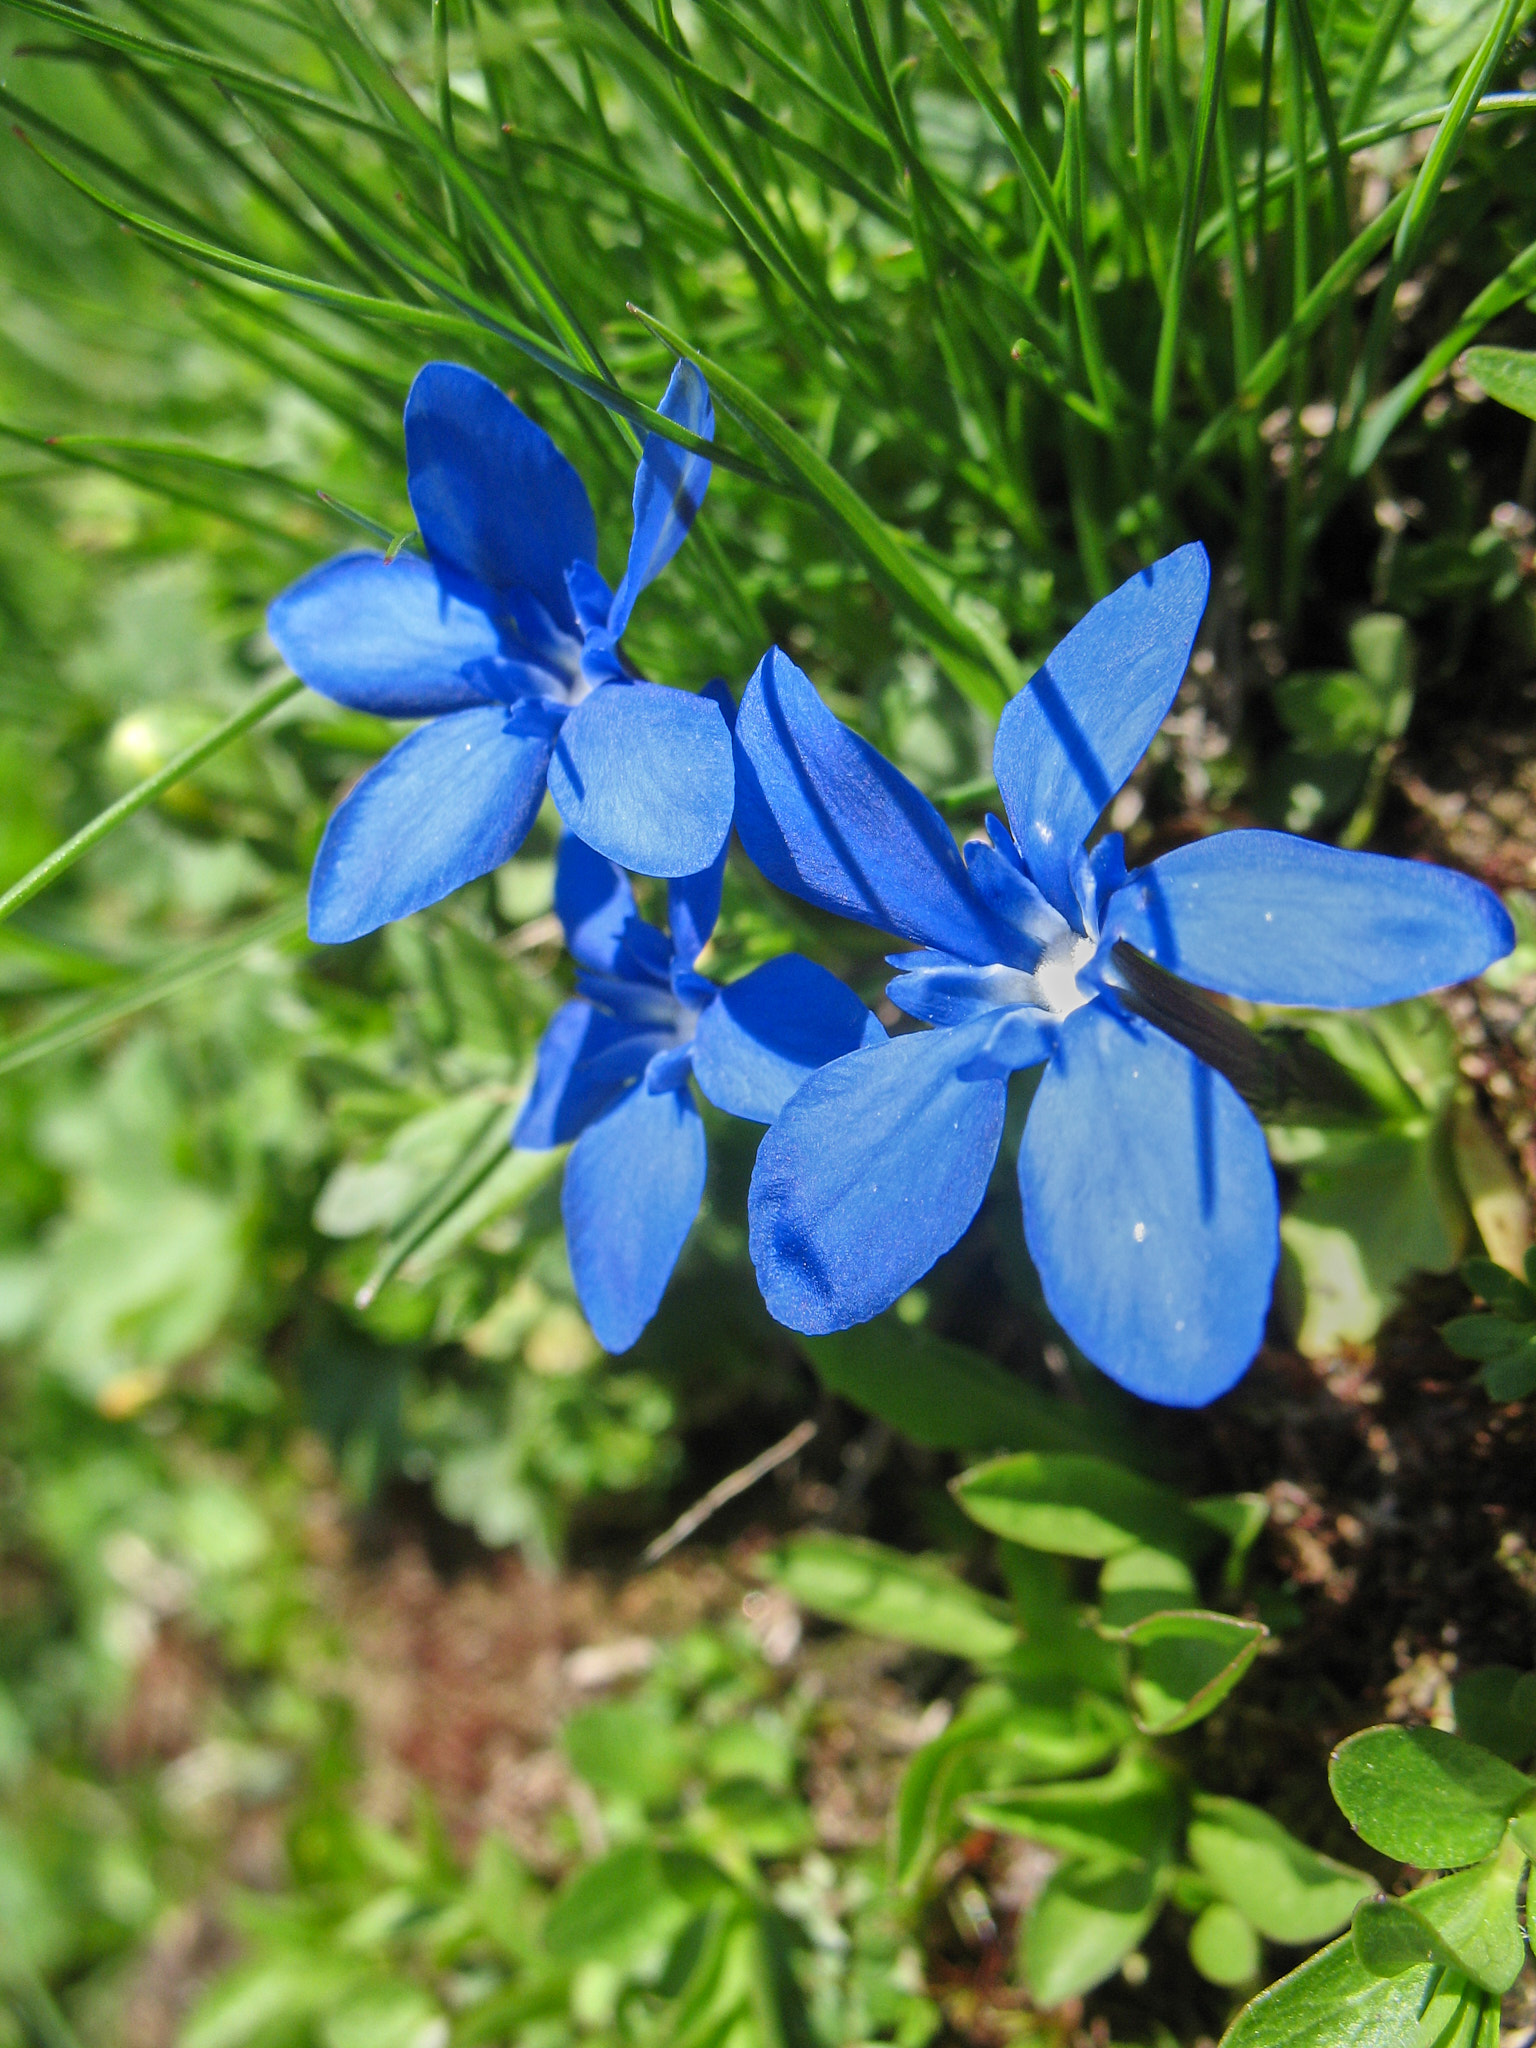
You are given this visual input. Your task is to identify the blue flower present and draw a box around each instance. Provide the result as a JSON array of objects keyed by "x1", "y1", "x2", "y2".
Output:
[
  {"x1": 268, "y1": 360, "x2": 734, "y2": 944},
  {"x1": 514, "y1": 803, "x2": 887, "y2": 1354},
  {"x1": 732, "y1": 543, "x2": 1515, "y2": 1407}
]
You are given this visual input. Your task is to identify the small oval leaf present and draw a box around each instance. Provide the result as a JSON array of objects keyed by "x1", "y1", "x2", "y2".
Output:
[{"x1": 1328, "y1": 1726, "x2": 1533, "y2": 1868}]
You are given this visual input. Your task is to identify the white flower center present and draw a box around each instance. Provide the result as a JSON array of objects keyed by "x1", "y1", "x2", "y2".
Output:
[{"x1": 1031, "y1": 931, "x2": 1098, "y2": 1018}]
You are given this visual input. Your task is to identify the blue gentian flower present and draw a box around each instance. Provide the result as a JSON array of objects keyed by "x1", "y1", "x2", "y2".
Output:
[
  {"x1": 268, "y1": 360, "x2": 734, "y2": 943},
  {"x1": 731, "y1": 543, "x2": 1515, "y2": 1406},
  {"x1": 514, "y1": 802, "x2": 887, "y2": 1354}
]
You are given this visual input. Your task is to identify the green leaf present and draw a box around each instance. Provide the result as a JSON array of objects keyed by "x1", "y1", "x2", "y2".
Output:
[
  {"x1": 1451, "y1": 1667, "x2": 1536, "y2": 1766},
  {"x1": 800, "y1": 1322, "x2": 1108, "y2": 1455},
  {"x1": 891, "y1": 1696, "x2": 1016, "y2": 1894},
  {"x1": 564, "y1": 1701, "x2": 691, "y2": 1808},
  {"x1": 964, "y1": 1750, "x2": 1179, "y2": 1873},
  {"x1": 1097, "y1": 1546, "x2": 1198, "y2": 1629},
  {"x1": 542, "y1": 1845, "x2": 723, "y2": 1965},
  {"x1": 1218, "y1": 1933, "x2": 1433, "y2": 2048},
  {"x1": 1328, "y1": 1727, "x2": 1534, "y2": 1868},
  {"x1": 1189, "y1": 1901, "x2": 1262, "y2": 1987},
  {"x1": 1020, "y1": 1858, "x2": 1166, "y2": 2006},
  {"x1": 753, "y1": 1534, "x2": 1020, "y2": 1661},
  {"x1": 1111, "y1": 1612, "x2": 1268, "y2": 1736},
  {"x1": 953, "y1": 1453, "x2": 1208, "y2": 1561},
  {"x1": 1387, "y1": 1836, "x2": 1528, "y2": 1994},
  {"x1": 1439, "y1": 1315, "x2": 1536, "y2": 1367},
  {"x1": 625, "y1": 306, "x2": 1014, "y2": 716},
  {"x1": 1459, "y1": 1258, "x2": 1536, "y2": 1320},
  {"x1": 1462, "y1": 345, "x2": 1536, "y2": 422},
  {"x1": 1187, "y1": 1795, "x2": 1374, "y2": 1945}
]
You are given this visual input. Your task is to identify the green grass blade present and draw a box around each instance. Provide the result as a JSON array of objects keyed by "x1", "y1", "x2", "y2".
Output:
[
  {"x1": 1283, "y1": 0, "x2": 1347, "y2": 255},
  {"x1": 1351, "y1": 234, "x2": 1536, "y2": 473},
  {"x1": 1181, "y1": 184, "x2": 1411, "y2": 467},
  {"x1": 627, "y1": 304, "x2": 1016, "y2": 714},
  {"x1": 588, "y1": 0, "x2": 905, "y2": 227},
  {"x1": 0, "y1": 676, "x2": 303, "y2": 929},
  {"x1": 1340, "y1": 0, "x2": 1415, "y2": 132},
  {"x1": 1391, "y1": 0, "x2": 1523, "y2": 273},
  {"x1": 1, "y1": 0, "x2": 395, "y2": 136},
  {"x1": 0, "y1": 900, "x2": 308, "y2": 1078},
  {"x1": 12, "y1": 125, "x2": 784, "y2": 490},
  {"x1": 1151, "y1": 0, "x2": 1231, "y2": 433}
]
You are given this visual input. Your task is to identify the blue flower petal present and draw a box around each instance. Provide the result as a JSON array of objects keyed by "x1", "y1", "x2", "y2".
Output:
[
  {"x1": 994, "y1": 544, "x2": 1210, "y2": 917},
  {"x1": 267, "y1": 551, "x2": 506, "y2": 716},
  {"x1": 549, "y1": 681, "x2": 734, "y2": 878},
  {"x1": 1102, "y1": 829, "x2": 1516, "y2": 1007},
  {"x1": 964, "y1": 838, "x2": 1069, "y2": 955},
  {"x1": 308, "y1": 700, "x2": 559, "y2": 943},
  {"x1": 514, "y1": 998, "x2": 655, "y2": 1147},
  {"x1": 957, "y1": 1006, "x2": 1057, "y2": 1080},
  {"x1": 566, "y1": 560, "x2": 614, "y2": 635},
  {"x1": 693, "y1": 954, "x2": 887, "y2": 1122},
  {"x1": 748, "y1": 1017, "x2": 1008, "y2": 1332},
  {"x1": 606, "y1": 361, "x2": 714, "y2": 641},
  {"x1": 404, "y1": 363, "x2": 597, "y2": 631},
  {"x1": 563, "y1": 1058, "x2": 707, "y2": 1352},
  {"x1": 888, "y1": 959, "x2": 1039, "y2": 1027},
  {"x1": 1018, "y1": 1000, "x2": 1278, "y2": 1407},
  {"x1": 735, "y1": 648, "x2": 1023, "y2": 962},
  {"x1": 554, "y1": 833, "x2": 646, "y2": 974},
  {"x1": 666, "y1": 688, "x2": 736, "y2": 966}
]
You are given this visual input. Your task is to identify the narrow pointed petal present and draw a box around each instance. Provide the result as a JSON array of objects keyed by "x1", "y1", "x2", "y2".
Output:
[
  {"x1": 404, "y1": 363, "x2": 596, "y2": 629},
  {"x1": 994, "y1": 545, "x2": 1209, "y2": 916},
  {"x1": 693, "y1": 955, "x2": 887, "y2": 1122},
  {"x1": 888, "y1": 960, "x2": 1040, "y2": 1027},
  {"x1": 566, "y1": 560, "x2": 614, "y2": 635},
  {"x1": 1102, "y1": 829, "x2": 1515, "y2": 1007},
  {"x1": 514, "y1": 999, "x2": 654, "y2": 1148},
  {"x1": 563, "y1": 1064, "x2": 706, "y2": 1352},
  {"x1": 1018, "y1": 1001, "x2": 1278, "y2": 1407},
  {"x1": 606, "y1": 360, "x2": 714, "y2": 641},
  {"x1": 748, "y1": 1019, "x2": 1008, "y2": 1333},
  {"x1": 308, "y1": 701, "x2": 557, "y2": 943},
  {"x1": 735, "y1": 647, "x2": 1020, "y2": 961},
  {"x1": 549, "y1": 682, "x2": 734, "y2": 878},
  {"x1": 668, "y1": 853, "x2": 726, "y2": 971},
  {"x1": 554, "y1": 833, "x2": 644, "y2": 973},
  {"x1": 267, "y1": 552, "x2": 505, "y2": 716}
]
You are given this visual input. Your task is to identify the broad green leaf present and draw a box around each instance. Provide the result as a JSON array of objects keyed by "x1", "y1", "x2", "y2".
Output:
[
  {"x1": 953, "y1": 1454, "x2": 1207, "y2": 1561},
  {"x1": 800, "y1": 1323, "x2": 1106, "y2": 1455},
  {"x1": 563, "y1": 1701, "x2": 691, "y2": 1807},
  {"x1": 892, "y1": 1698, "x2": 1016, "y2": 1893},
  {"x1": 1189, "y1": 1901, "x2": 1261, "y2": 1987},
  {"x1": 1098, "y1": 1546, "x2": 1198, "y2": 1628},
  {"x1": 542, "y1": 1845, "x2": 723, "y2": 1965},
  {"x1": 1187, "y1": 1795, "x2": 1374, "y2": 1945},
  {"x1": 1349, "y1": 1899, "x2": 1440, "y2": 1978},
  {"x1": 1112, "y1": 1611, "x2": 1268, "y2": 1736},
  {"x1": 692, "y1": 1781, "x2": 815, "y2": 1859},
  {"x1": 322, "y1": 1979, "x2": 442, "y2": 2048},
  {"x1": 1218, "y1": 1933, "x2": 1433, "y2": 2048},
  {"x1": 1385, "y1": 1836, "x2": 1527, "y2": 1994},
  {"x1": 1328, "y1": 1727, "x2": 1533, "y2": 1867},
  {"x1": 1458, "y1": 1259, "x2": 1536, "y2": 1320},
  {"x1": 1191, "y1": 1493, "x2": 1272, "y2": 1592},
  {"x1": 754, "y1": 1534, "x2": 1020, "y2": 1661},
  {"x1": 1462, "y1": 345, "x2": 1536, "y2": 421},
  {"x1": 1451, "y1": 1667, "x2": 1536, "y2": 1766},
  {"x1": 1020, "y1": 1858, "x2": 1166, "y2": 2006},
  {"x1": 964, "y1": 1750, "x2": 1179, "y2": 1873}
]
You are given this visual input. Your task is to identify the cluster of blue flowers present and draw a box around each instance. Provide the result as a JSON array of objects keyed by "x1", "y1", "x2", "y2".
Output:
[{"x1": 272, "y1": 362, "x2": 1515, "y2": 1408}]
